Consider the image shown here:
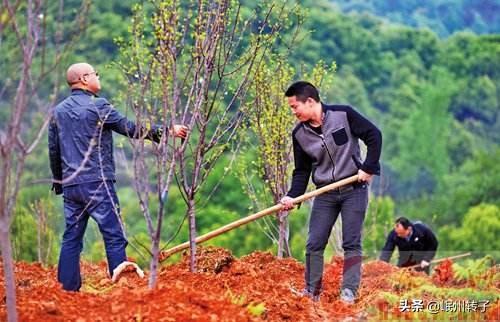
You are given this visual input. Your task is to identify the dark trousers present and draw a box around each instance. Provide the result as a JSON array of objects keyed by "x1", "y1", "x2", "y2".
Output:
[
  {"x1": 57, "y1": 181, "x2": 128, "y2": 291},
  {"x1": 305, "y1": 183, "x2": 368, "y2": 296}
]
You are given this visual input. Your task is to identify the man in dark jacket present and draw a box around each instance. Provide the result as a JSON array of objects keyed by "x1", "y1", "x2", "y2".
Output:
[
  {"x1": 380, "y1": 217, "x2": 439, "y2": 274},
  {"x1": 280, "y1": 81, "x2": 382, "y2": 304},
  {"x1": 49, "y1": 62, "x2": 187, "y2": 291}
]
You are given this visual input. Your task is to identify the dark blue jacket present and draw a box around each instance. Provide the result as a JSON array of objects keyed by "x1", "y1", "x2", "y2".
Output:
[
  {"x1": 48, "y1": 89, "x2": 161, "y2": 191},
  {"x1": 380, "y1": 222, "x2": 439, "y2": 266}
]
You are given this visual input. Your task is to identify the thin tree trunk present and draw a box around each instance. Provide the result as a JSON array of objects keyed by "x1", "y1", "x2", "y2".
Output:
[
  {"x1": 148, "y1": 164, "x2": 175, "y2": 289},
  {"x1": 283, "y1": 217, "x2": 291, "y2": 257},
  {"x1": 36, "y1": 203, "x2": 45, "y2": 263},
  {"x1": 148, "y1": 239, "x2": 160, "y2": 288},
  {"x1": 0, "y1": 218, "x2": 18, "y2": 322},
  {"x1": 277, "y1": 211, "x2": 291, "y2": 258},
  {"x1": 277, "y1": 213, "x2": 283, "y2": 258},
  {"x1": 45, "y1": 234, "x2": 53, "y2": 266},
  {"x1": 188, "y1": 199, "x2": 197, "y2": 272},
  {"x1": 37, "y1": 213, "x2": 42, "y2": 263}
]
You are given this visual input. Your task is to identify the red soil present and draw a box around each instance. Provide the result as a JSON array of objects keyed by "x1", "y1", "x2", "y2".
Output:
[{"x1": 1, "y1": 247, "x2": 497, "y2": 321}]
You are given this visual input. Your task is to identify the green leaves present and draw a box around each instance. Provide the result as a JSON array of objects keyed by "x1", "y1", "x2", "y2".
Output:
[{"x1": 439, "y1": 204, "x2": 500, "y2": 252}]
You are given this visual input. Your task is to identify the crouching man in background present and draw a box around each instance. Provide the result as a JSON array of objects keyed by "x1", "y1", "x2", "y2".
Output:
[{"x1": 380, "y1": 217, "x2": 439, "y2": 274}]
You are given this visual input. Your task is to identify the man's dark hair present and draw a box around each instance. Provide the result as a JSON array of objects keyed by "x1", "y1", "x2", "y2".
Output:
[
  {"x1": 395, "y1": 217, "x2": 412, "y2": 229},
  {"x1": 285, "y1": 81, "x2": 320, "y2": 103}
]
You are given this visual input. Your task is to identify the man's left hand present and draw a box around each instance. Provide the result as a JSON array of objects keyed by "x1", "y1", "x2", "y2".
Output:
[
  {"x1": 357, "y1": 169, "x2": 373, "y2": 183},
  {"x1": 51, "y1": 183, "x2": 63, "y2": 195}
]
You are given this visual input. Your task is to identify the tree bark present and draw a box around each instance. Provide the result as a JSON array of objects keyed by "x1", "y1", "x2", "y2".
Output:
[
  {"x1": 0, "y1": 217, "x2": 18, "y2": 322},
  {"x1": 188, "y1": 199, "x2": 197, "y2": 272},
  {"x1": 277, "y1": 211, "x2": 291, "y2": 258},
  {"x1": 148, "y1": 239, "x2": 160, "y2": 288}
]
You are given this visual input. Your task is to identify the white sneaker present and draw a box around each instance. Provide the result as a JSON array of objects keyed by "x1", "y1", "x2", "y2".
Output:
[
  {"x1": 340, "y1": 288, "x2": 355, "y2": 304},
  {"x1": 290, "y1": 287, "x2": 320, "y2": 302}
]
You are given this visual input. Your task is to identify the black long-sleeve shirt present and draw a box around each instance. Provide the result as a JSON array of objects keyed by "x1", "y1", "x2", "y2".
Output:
[
  {"x1": 380, "y1": 222, "x2": 439, "y2": 266},
  {"x1": 287, "y1": 103, "x2": 382, "y2": 197}
]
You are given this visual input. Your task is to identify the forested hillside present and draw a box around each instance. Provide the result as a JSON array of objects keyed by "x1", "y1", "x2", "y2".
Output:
[
  {"x1": 332, "y1": 0, "x2": 500, "y2": 37},
  {"x1": 3, "y1": 0, "x2": 499, "y2": 268}
]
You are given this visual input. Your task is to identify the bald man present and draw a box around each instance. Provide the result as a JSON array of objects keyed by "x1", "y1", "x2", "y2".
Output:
[{"x1": 49, "y1": 63, "x2": 188, "y2": 291}]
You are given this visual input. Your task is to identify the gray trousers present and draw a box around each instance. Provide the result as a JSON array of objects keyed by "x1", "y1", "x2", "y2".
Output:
[{"x1": 305, "y1": 183, "x2": 368, "y2": 296}]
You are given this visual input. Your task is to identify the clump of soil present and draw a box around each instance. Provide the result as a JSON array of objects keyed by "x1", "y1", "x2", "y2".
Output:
[{"x1": 179, "y1": 246, "x2": 234, "y2": 274}]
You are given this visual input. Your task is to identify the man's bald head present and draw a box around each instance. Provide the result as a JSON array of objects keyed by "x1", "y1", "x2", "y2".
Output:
[
  {"x1": 66, "y1": 63, "x2": 93, "y2": 85},
  {"x1": 66, "y1": 62, "x2": 101, "y2": 94}
]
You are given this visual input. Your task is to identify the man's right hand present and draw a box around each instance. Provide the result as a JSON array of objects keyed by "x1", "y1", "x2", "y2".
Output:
[
  {"x1": 171, "y1": 125, "x2": 188, "y2": 139},
  {"x1": 280, "y1": 196, "x2": 295, "y2": 211},
  {"x1": 420, "y1": 260, "x2": 430, "y2": 269}
]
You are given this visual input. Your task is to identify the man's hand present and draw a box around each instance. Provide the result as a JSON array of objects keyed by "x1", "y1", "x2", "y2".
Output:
[
  {"x1": 171, "y1": 125, "x2": 188, "y2": 139},
  {"x1": 280, "y1": 196, "x2": 295, "y2": 211},
  {"x1": 357, "y1": 169, "x2": 373, "y2": 183},
  {"x1": 420, "y1": 260, "x2": 430, "y2": 269},
  {"x1": 51, "y1": 183, "x2": 63, "y2": 195}
]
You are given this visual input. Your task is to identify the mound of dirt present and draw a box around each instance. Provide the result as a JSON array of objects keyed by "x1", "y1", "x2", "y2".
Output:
[
  {"x1": 2, "y1": 247, "x2": 498, "y2": 321},
  {"x1": 179, "y1": 246, "x2": 234, "y2": 274}
]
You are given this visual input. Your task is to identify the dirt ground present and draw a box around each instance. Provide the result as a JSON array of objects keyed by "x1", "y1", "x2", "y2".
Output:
[{"x1": 1, "y1": 247, "x2": 499, "y2": 321}]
